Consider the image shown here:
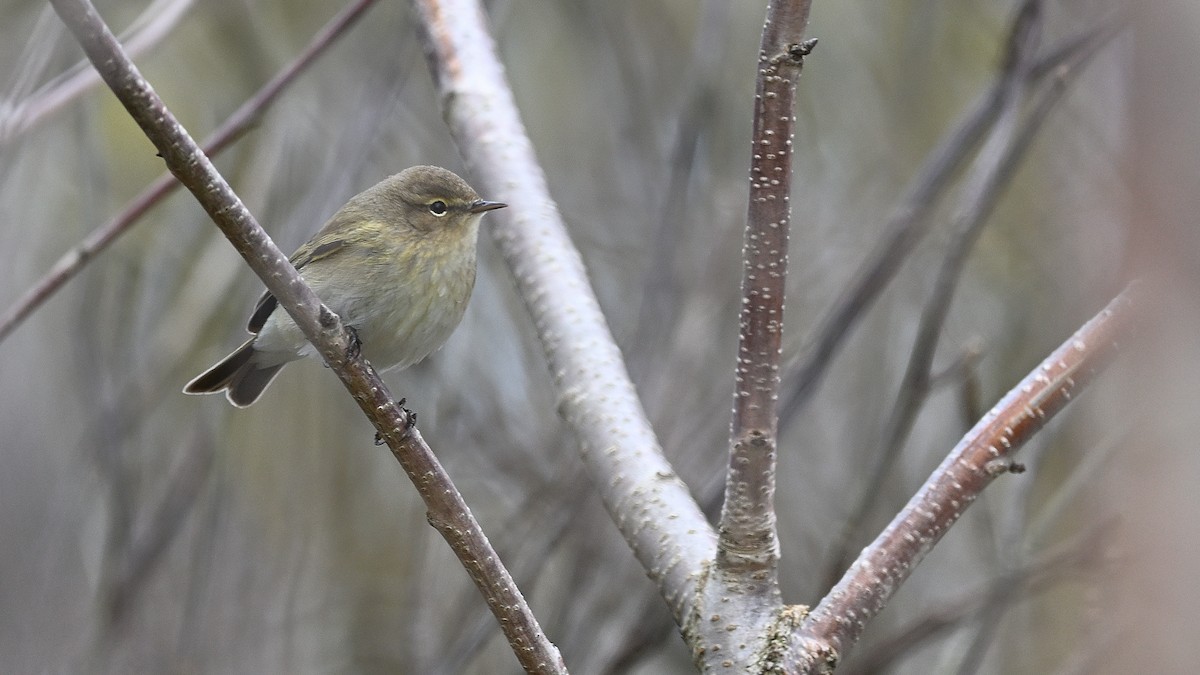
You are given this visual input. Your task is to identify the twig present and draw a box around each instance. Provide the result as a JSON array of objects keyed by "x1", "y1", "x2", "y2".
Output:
[
  {"x1": 103, "y1": 430, "x2": 215, "y2": 627},
  {"x1": 821, "y1": 12, "x2": 1112, "y2": 589},
  {"x1": 788, "y1": 285, "x2": 1139, "y2": 672},
  {"x1": 47, "y1": 1, "x2": 563, "y2": 672},
  {"x1": 884, "y1": 0, "x2": 1041, "y2": 461},
  {"x1": 777, "y1": 15, "x2": 1125, "y2": 426},
  {"x1": 412, "y1": 0, "x2": 716, "y2": 625},
  {"x1": 0, "y1": 0, "x2": 193, "y2": 143},
  {"x1": 0, "y1": 0, "x2": 381, "y2": 344},
  {"x1": 629, "y1": 0, "x2": 730, "y2": 381},
  {"x1": 819, "y1": 0, "x2": 1047, "y2": 588}
]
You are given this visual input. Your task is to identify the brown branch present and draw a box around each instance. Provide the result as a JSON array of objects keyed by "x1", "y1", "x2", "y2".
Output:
[
  {"x1": 0, "y1": 0, "x2": 381, "y2": 344},
  {"x1": 412, "y1": 0, "x2": 716, "y2": 625},
  {"x1": 788, "y1": 285, "x2": 1139, "y2": 672},
  {"x1": 719, "y1": 0, "x2": 814, "y2": 579},
  {"x1": 683, "y1": 2, "x2": 818, "y2": 670},
  {"x1": 47, "y1": 1, "x2": 563, "y2": 672}
]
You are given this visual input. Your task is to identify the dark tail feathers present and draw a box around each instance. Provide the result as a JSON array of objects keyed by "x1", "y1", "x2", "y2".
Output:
[{"x1": 183, "y1": 338, "x2": 286, "y2": 407}]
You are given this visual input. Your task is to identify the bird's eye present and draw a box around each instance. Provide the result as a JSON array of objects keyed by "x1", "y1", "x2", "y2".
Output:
[{"x1": 428, "y1": 200, "x2": 448, "y2": 216}]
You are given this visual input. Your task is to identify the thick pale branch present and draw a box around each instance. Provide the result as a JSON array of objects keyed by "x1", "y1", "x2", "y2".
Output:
[
  {"x1": 48, "y1": 1, "x2": 562, "y2": 671},
  {"x1": 0, "y1": 0, "x2": 381, "y2": 344},
  {"x1": 412, "y1": 0, "x2": 716, "y2": 623},
  {"x1": 789, "y1": 286, "x2": 1138, "y2": 672}
]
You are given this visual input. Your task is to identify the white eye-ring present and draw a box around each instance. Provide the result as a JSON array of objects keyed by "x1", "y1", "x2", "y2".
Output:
[{"x1": 428, "y1": 200, "x2": 448, "y2": 216}]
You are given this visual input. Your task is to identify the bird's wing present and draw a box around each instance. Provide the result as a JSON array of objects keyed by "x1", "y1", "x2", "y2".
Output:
[{"x1": 246, "y1": 238, "x2": 349, "y2": 333}]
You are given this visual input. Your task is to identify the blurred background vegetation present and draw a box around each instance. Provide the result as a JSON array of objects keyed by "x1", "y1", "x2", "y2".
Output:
[{"x1": 2, "y1": 0, "x2": 1196, "y2": 672}]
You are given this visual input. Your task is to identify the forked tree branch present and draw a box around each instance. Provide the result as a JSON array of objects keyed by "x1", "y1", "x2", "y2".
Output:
[
  {"x1": 789, "y1": 285, "x2": 1138, "y2": 672},
  {"x1": 47, "y1": 1, "x2": 562, "y2": 672},
  {"x1": 418, "y1": 0, "x2": 841, "y2": 664},
  {"x1": 0, "y1": 0, "x2": 381, "y2": 344}
]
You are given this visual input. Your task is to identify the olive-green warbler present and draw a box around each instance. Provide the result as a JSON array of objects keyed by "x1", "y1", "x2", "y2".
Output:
[{"x1": 184, "y1": 165, "x2": 505, "y2": 407}]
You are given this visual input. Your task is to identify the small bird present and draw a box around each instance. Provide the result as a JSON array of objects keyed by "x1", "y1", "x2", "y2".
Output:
[{"x1": 184, "y1": 165, "x2": 505, "y2": 407}]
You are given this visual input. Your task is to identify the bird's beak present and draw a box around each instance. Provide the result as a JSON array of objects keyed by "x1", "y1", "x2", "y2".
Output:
[{"x1": 469, "y1": 200, "x2": 507, "y2": 214}]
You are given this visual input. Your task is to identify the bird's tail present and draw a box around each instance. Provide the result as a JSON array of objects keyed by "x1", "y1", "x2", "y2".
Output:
[{"x1": 183, "y1": 338, "x2": 286, "y2": 408}]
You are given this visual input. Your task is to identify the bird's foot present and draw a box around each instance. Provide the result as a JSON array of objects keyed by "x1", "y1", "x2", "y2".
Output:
[
  {"x1": 373, "y1": 398, "x2": 417, "y2": 446},
  {"x1": 399, "y1": 397, "x2": 418, "y2": 430},
  {"x1": 345, "y1": 325, "x2": 362, "y2": 360}
]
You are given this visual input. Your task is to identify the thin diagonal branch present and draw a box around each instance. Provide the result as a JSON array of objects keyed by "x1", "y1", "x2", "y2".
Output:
[
  {"x1": 788, "y1": 285, "x2": 1139, "y2": 672},
  {"x1": 0, "y1": 0, "x2": 381, "y2": 344},
  {"x1": 412, "y1": 0, "x2": 716, "y2": 625},
  {"x1": 47, "y1": 1, "x2": 563, "y2": 671}
]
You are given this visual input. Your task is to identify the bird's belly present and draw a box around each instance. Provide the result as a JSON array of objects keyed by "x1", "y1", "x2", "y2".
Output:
[
  {"x1": 253, "y1": 256, "x2": 474, "y2": 372},
  {"x1": 355, "y1": 301, "x2": 465, "y2": 370}
]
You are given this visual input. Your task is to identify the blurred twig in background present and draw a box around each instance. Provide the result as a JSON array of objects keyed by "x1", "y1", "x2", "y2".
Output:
[
  {"x1": 778, "y1": 10, "x2": 1126, "y2": 428},
  {"x1": 0, "y1": 0, "x2": 193, "y2": 144},
  {"x1": 820, "y1": 3, "x2": 1125, "y2": 591},
  {"x1": 0, "y1": 0, "x2": 382, "y2": 344}
]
